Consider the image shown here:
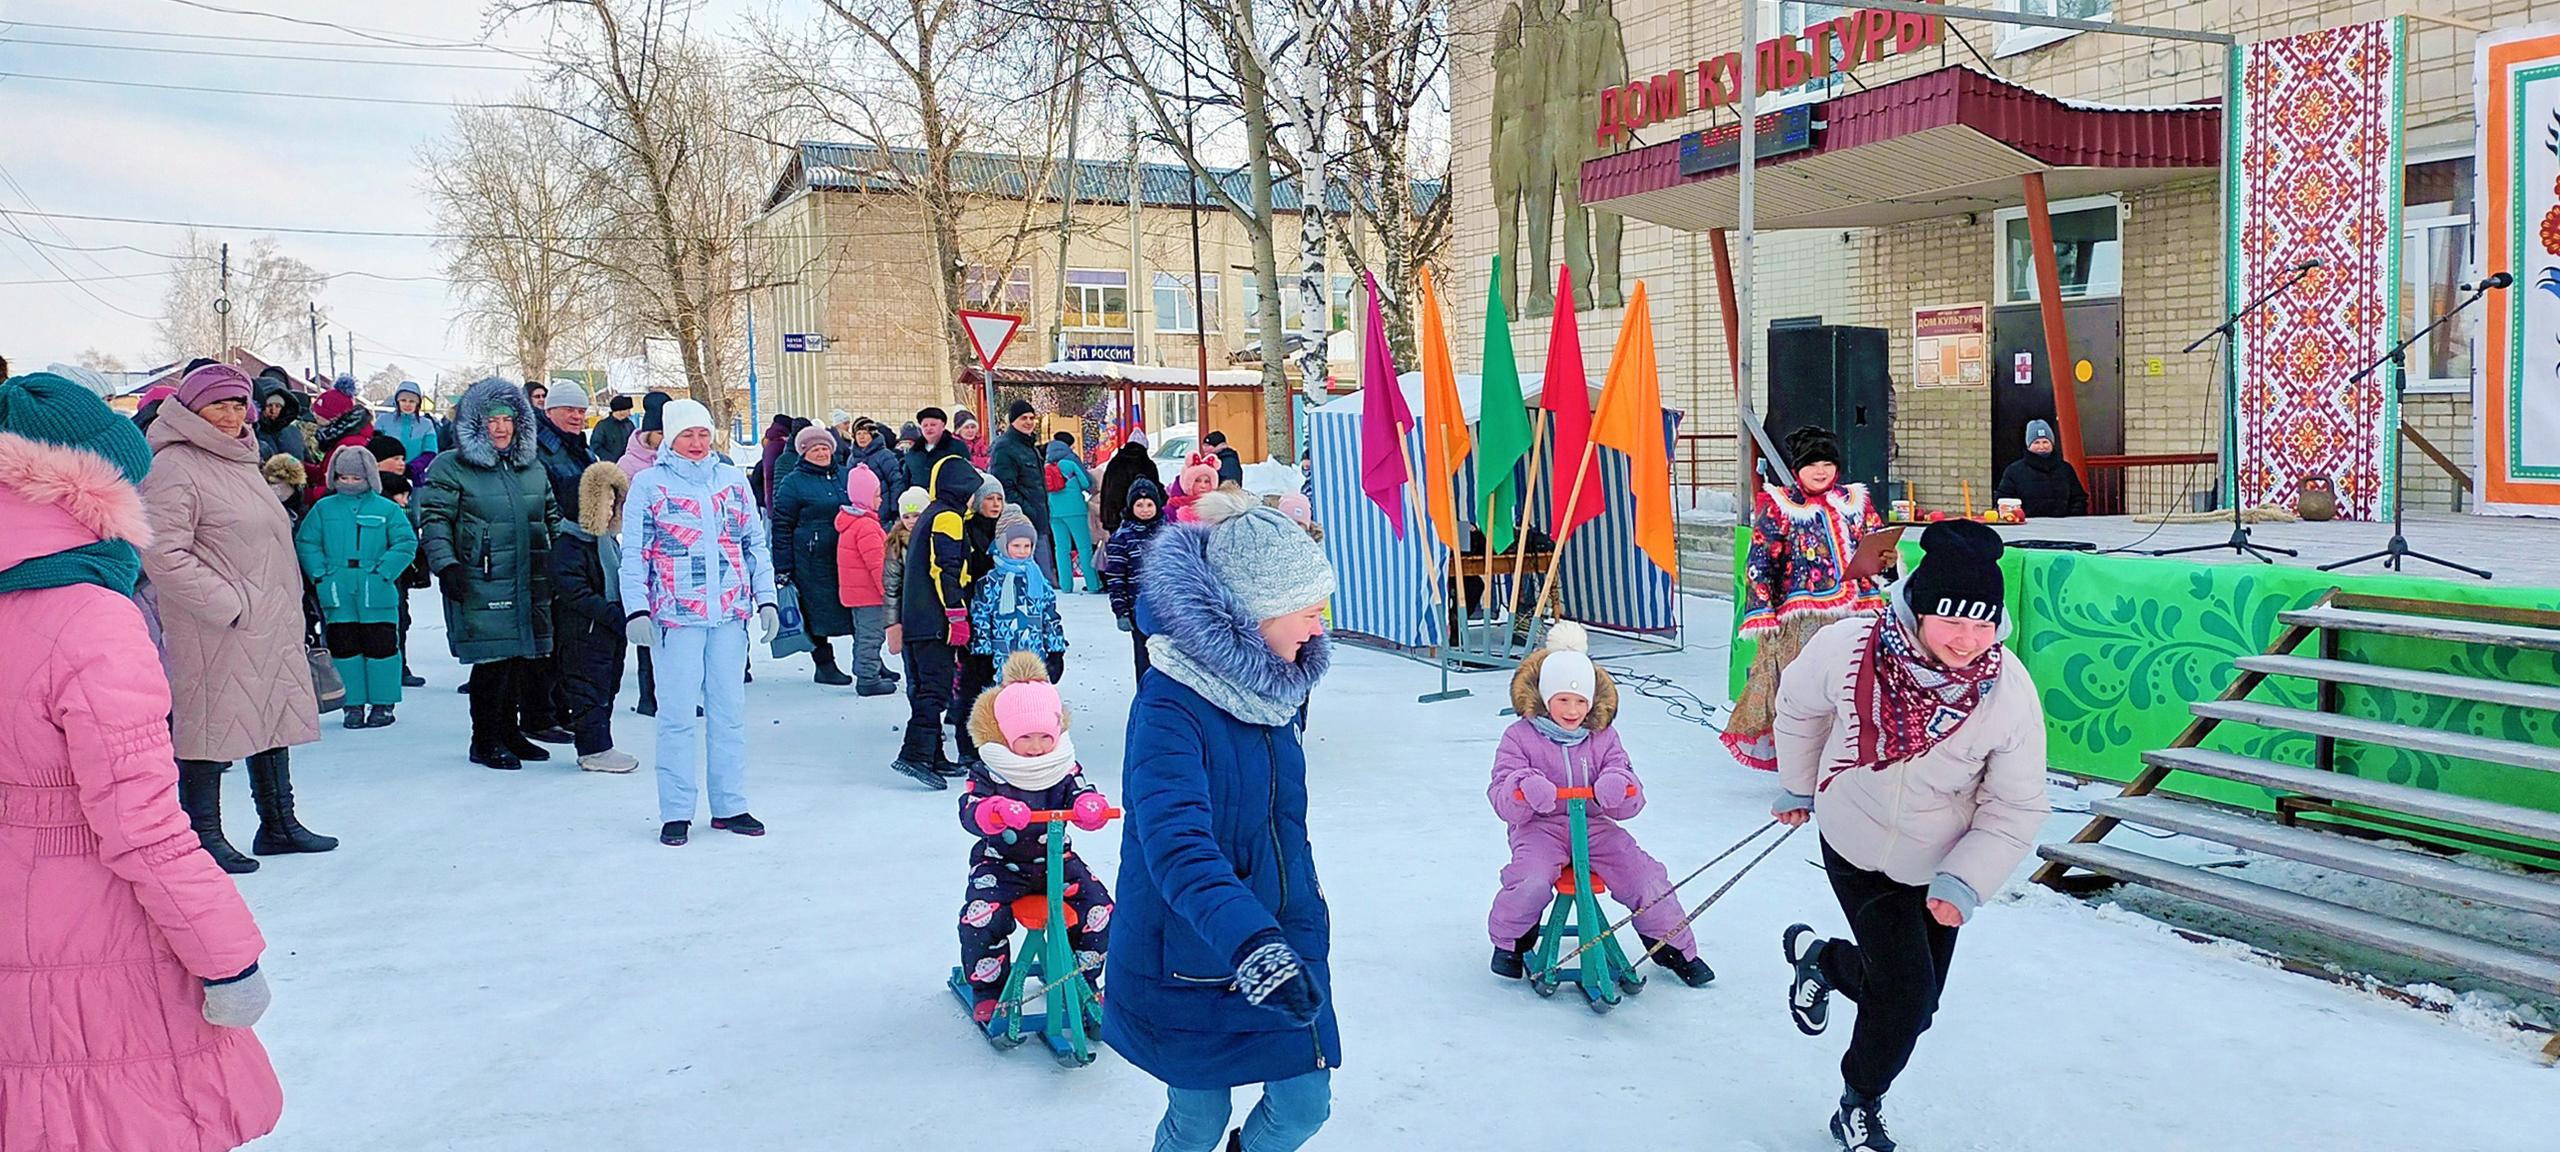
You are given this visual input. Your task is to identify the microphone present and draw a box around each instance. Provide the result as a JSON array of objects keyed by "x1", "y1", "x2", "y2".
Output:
[
  {"x1": 2292, "y1": 259, "x2": 2324, "y2": 271},
  {"x1": 2485, "y1": 271, "x2": 2515, "y2": 289}
]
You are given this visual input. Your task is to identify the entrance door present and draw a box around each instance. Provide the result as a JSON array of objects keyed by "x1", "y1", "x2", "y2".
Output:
[{"x1": 1990, "y1": 301, "x2": 2123, "y2": 496}]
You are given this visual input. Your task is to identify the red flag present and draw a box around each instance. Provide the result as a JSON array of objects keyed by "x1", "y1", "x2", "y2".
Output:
[
  {"x1": 1357, "y1": 271, "x2": 1413, "y2": 536},
  {"x1": 1543, "y1": 265, "x2": 1603, "y2": 539}
]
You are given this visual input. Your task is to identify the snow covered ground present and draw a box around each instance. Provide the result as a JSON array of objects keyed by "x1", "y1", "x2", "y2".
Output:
[{"x1": 230, "y1": 590, "x2": 2557, "y2": 1151}]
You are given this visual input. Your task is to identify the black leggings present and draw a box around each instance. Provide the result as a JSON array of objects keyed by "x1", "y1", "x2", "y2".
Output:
[
  {"x1": 1817, "y1": 838, "x2": 1960, "y2": 1100},
  {"x1": 323, "y1": 622, "x2": 399, "y2": 660}
]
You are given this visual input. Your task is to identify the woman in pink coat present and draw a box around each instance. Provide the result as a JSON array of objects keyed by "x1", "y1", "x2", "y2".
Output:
[
  {"x1": 141, "y1": 364, "x2": 332, "y2": 874},
  {"x1": 0, "y1": 373, "x2": 283, "y2": 1151}
]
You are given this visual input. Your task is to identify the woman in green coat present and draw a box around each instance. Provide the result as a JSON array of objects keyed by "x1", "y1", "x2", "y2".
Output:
[
  {"x1": 297, "y1": 444, "x2": 420, "y2": 728},
  {"x1": 416, "y1": 377, "x2": 562, "y2": 769}
]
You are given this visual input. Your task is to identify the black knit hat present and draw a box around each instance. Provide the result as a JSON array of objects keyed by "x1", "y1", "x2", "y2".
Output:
[
  {"x1": 1903, "y1": 519, "x2": 2005, "y2": 623},
  {"x1": 1006, "y1": 398, "x2": 1036, "y2": 422},
  {"x1": 640, "y1": 390, "x2": 670, "y2": 434},
  {"x1": 1783, "y1": 425, "x2": 1843, "y2": 471}
]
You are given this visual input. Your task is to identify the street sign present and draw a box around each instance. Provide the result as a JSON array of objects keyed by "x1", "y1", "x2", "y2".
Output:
[
  {"x1": 782, "y1": 333, "x2": 830, "y2": 353},
  {"x1": 958, "y1": 310, "x2": 1023, "y2": 369}
]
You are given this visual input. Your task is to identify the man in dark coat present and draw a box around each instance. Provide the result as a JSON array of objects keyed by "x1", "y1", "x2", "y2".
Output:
[
  {"x1": 903, "y1": 405, "x2": 968, "y2": 493},
  {"x1": 535, "y1": 381, "x2": 598, "y2": 523},
  {"x1": 770, "y1": 423, "x2": 856, "y2": 685},
  {"x1": 1991, "y1": 418, "x2": 2088, "y2": 519},
  {"x1": 416, "y1": 377, "x2": 564, "y2": 770},
  {"x1": 987, "y1": 398, "x2": 1053, "y2": 578},
  {"x1": 1099, "y1": 430, "x2": 1156, "y2": 535},
  {"x1": 587, "y1": 393, "x2": 635, "y2": 465}
]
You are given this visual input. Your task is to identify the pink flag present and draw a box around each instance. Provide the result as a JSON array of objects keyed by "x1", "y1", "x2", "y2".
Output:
[{"x1": 1358, "y1": 271, "x2": 1413, "y2": 537}]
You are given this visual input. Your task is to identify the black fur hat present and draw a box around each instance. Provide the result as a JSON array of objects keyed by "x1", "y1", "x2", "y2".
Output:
[{"x1": 1783, "y1": 425, "x2": 1843, "y2": 470}]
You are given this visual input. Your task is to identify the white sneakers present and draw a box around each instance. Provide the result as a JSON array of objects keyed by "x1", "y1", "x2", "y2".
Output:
[{"x1": 578, "y1": 749, "x2": 640, "y2": 774}]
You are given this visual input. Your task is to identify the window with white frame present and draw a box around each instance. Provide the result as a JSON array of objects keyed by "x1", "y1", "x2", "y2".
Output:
[
  {"x1": 1063, "y1": 269, "x2": 1128, "y2": 330},
  {"x1": 1152, "y1": 272, "x2": 1222, "y2": 334},
  {"x1": 1239, "y1": 272, "x2": 1260, "y2": 326},
  {"x1": 1773, "y1": 2, "x2": 1856, "y2": 104},
  {"x1": 1995, "y1": 0, "x2": 2113, "y2": 59},
  {"x1": 962, "y1": 264, "x2": 1032, "y2": 315},
  {"x1": 1992, "y1": 195, "x2": 2122, "y2": 304},
  {"x1": 2403, "y1": 156, "x2": 2478, "y2": 395}
]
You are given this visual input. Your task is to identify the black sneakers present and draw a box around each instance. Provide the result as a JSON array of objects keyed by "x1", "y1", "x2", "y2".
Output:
[
  {"x1": 523, "y1": 725, "x2": 575, "y2": 745},
  {"x1": 1785, "y1": 924, "x2": 1833, "y2": 1036},
  {"x1": 1831, "y1": 1094, "x2": 1894, "y2": 1152},
  {"x1": 711, "y1": 812, "x2": 766, "y2": 837},
  {"x1": 471, "y1": 743, "x2": 522, "y2": 771},
  {"x1": 1490, "y1": 946, "x2": 1526, "y2": 980},
  {"x1": 365, "y1": 705, "x2": 396, "y2": 728},
  {"x1": 891, "y1": 757, "x2": 951, "y2": 790},
  {"x1": 660, "y1": 821, "x2": 689, "y2": 846},
  {"x1": 1645, "y1": 938, "x2": 1717, "y2": 988}
]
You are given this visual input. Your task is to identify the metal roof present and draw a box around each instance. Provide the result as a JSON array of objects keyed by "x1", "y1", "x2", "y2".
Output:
[
  {"x1": 768, "y1": 141, "x2": 1443, "y2": 217},
  {"x1": 1581, "y1": 67, "x2": 2221, "y2": 232}
]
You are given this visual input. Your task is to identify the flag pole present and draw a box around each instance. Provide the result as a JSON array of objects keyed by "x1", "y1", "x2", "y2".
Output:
[
  {"x1": 1500, "y1": 417, "x2": 1549, "y2": 623},
  {"x1": 1526, "y1": 439, "x2": 1601, "y2": 624},
  {"x1": 1416, "y1": 424, "x2": 1471, "y2": 703}
]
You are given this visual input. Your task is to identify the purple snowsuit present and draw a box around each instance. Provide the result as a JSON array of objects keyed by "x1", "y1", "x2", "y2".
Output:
[{"x1": 1486, "y1": 718, "x2": 1699, "y2": 959}]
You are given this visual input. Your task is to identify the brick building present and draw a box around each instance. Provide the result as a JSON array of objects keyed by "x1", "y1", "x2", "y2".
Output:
[
  {"x1": 1448, "y1": 1, "x2": 2525, "y2": 515},
  {"x1": 747, "y1": 142, "x2": 1441, "y2": 430}
]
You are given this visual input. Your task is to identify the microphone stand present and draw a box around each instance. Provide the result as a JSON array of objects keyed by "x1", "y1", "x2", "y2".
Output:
[
  {"x1": 2152, "y1": 260, "x2": 2323, "y2": 562},
  {"x1": 2318, "y1": 276, "x2": 2501, "y2": 580}
]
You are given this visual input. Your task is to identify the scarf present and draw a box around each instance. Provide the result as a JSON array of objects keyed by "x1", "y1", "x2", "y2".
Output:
[
  {"x1": 1148, "y1": 633, "x2": 1323, "y2": 728},
  {"x1": 977, "y1": 734, "x2": 1080, "y2": 791},
  {"x1": 1527, "y1": 716, "x2": 1590, "y2": 746},
  {"x1": 0, "y1": 540, "x2": 141, "y2": 596},
  {"x1": 989, "y1": 555, "x2": 1053, "y2": 617},
  {"x1": 1841, "y1": 609, "x2": 2000, "y2": 781}
]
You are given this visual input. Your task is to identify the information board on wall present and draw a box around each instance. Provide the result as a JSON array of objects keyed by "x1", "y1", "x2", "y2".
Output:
[{"x1": 1910, "y1": 302, "x2": 1986, "y2": 388}]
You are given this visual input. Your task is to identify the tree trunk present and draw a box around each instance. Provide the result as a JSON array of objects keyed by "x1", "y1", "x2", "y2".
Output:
[
  {"x1": 1238, "y1": 15, "x2": 1292, "y2": 459},
  {"x1": 1292, "y1": 0, "x2": 1332, "y2": 406}
]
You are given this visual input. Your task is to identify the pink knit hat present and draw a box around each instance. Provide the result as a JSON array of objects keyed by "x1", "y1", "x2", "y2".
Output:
[
  {"x1": 173, "y1": 364, "x2": 253, "y2": 412},
  {"x1": 992, "y1": 680, "x2": 1064, "y2": 745},
  {"x1": 1276, "y1": 492, "x2": 1312, "y2": 525},
  {"x1": 843, "y1": 465, "x2": 881, "y2": 513}
]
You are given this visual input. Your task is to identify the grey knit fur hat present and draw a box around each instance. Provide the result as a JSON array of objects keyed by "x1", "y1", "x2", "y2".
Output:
[
  {"x1": 977, "y1": 473, "x2": 1006, "y2": 502},
  {"x1": 997, "y1": 506, "x2": 1037, "y2": 551},
  {"x1": 1195, "y1": 488, "x2": 1336, "y2": 621},
  {"x1": 326, "y1": 444, "x2": 380, "y2": 494}
]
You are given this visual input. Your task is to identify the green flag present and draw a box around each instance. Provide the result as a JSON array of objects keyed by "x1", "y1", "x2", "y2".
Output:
[{"x1": 1476, "y1": 256, "x2": 1533, "y2": 553}]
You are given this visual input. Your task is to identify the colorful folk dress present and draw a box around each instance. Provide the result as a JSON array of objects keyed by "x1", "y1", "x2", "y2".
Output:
[{"x1": 1722, "y1": 481, "x2": 1889, "y2": 771}]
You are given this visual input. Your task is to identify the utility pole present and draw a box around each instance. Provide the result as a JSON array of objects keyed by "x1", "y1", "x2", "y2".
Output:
[
  {"x1": 309, "y1": 302, "x2": 320, "y2": 380},
  {"x1": 328, "y1": 335, "x2": 337, "y2": 378},
  {"x1": 347, "y1": 333, "x2": 355, "y2": 381},
  {"x1": 1126, "y1": 117, "x2": 1145, "y2": 367},
  {"x1": 215, "y1": 242, "x2": 232, "y2": 355},
  {"x1": 1178, "y1": 3, "x2": 1209, "y2": 434}
]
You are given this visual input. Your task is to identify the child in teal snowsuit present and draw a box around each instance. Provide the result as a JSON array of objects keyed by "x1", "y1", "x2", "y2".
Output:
[{"x1": 295, "y1": 444, "x2": 420, "y2": 728}]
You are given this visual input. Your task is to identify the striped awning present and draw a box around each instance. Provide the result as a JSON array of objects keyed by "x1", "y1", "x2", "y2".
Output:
[{"x1": 1581, "y1": 66, "x2": 2221, "y2": 232}]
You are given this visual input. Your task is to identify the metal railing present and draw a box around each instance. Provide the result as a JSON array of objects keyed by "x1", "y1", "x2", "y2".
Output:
[
  {"x1": 1677, "y1": 431, "x2": 1740, "y2": 512},
  {"x1": 2082, "y1": 451, "x2": 2216, "y2": 516}
]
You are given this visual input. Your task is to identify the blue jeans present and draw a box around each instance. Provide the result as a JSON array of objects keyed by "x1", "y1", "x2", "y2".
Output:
[
  {"x1": 652, "y1": 620, "x2": 749, "y2": 823},
  {"x1": 1153, "y1": 1070, "x2": 1330, "y2": 1152}
]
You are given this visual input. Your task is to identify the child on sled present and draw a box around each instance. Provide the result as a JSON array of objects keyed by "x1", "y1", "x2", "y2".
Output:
[{"x1": 956, "y1": 653, "x2": 1115, "y2": 1025}]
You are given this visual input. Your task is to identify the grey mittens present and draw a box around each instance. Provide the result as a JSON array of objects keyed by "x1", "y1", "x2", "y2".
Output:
[{"x1": 202, "y1": 964, "x2": 271, "y2": 1028}]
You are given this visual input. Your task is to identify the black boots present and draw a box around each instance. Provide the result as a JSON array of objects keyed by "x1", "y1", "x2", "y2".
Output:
[
  {"x1": 1645, "y1": 937, "x2": 1717, "y2": 988},
  {"x1": 1491, "y1": 927, "x2": 1541, "y2": 979},
  {"x1": 176, "y1": 760, "x2": 257, "y2": 874},
  {"x1": 812, "y1": 643, "x2": 853, "y2": 686},
  {"x1": 247, "y1": 749, "x2": 338, "y2": 856}
]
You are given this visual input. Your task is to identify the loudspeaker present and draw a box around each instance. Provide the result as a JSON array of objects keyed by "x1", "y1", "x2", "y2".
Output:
[{"x1": 1766, "y1": 324, "x2": 1893, "y2": 493}]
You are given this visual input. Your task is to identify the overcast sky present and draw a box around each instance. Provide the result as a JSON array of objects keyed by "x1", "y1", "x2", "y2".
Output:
[{"x1": 0, "y1": 0, "x2": 757, "y2": 382}]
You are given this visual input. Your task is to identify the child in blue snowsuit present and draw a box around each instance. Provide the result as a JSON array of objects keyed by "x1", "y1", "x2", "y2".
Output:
[
  {"x1": 971, "y1": 507, "x2": 1067, "y2": 682},
  {"x1": 957, "y1": 653, "x2": 1114, "y2": 1024}
]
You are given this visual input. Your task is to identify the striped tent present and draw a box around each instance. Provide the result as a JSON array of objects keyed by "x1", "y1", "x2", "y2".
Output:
[{"x1": 1308, "y1": 373, "x2": 1681, "y2": 649}]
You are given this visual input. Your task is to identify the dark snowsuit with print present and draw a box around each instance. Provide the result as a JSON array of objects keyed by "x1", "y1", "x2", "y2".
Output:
[
  {"x1": 899, "y1": 457, "x2": 990, "y2": 764},
  {"x1": 956, "y1": 765, "x2": 1115, "y2": 1002},
  {"x1": 1102, "y1": 479, "x2": 1166, "y2": 678}
]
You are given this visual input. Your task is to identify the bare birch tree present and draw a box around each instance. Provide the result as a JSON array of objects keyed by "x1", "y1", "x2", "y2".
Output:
[
  {"x1": 1309, "y1": 0, "x2": 1448, "y2": 366},
  {"x1": 420, "y1": 96, "x2": 606, "y2": 384},
  {"x1": 153, "y1": 232, "x2": 331, "y2": 364}
]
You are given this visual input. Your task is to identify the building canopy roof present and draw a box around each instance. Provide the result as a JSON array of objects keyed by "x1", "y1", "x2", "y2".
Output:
[
  {"x1": 767, "y1": 141, "x2": 1444, "y2": 217},
  {"x1": 1581, "y1": 67, "x2": 2221, "y2": 232}
]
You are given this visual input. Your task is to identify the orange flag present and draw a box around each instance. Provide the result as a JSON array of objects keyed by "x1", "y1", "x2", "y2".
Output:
[
  {"x1": 1417, "y1": 266, "x2": 1472, "y2": 554},
  {"x1": 1591, "y1": 280, "x2": 1675, "y2": 576}
]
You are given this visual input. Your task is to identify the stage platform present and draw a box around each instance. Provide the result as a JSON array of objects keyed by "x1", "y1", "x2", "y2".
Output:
[{"x1": 1986, "y1": 512, "x2": 2560, "y2": 590}]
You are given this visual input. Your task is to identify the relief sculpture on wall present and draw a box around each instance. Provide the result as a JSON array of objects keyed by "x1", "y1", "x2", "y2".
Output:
[{"x1": 1490, "y1": 0, "x2": 1627, "y2": 320}]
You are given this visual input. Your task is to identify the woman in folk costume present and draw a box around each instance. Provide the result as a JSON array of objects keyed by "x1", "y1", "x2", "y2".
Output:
[{"x1": 1723, "y1": 425, "x2": 1890, "y2": 773}]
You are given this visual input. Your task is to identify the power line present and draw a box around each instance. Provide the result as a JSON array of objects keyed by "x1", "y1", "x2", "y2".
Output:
[
  {"x1": 0, "y1": 70, "x2": 538, "y2": 110},
  {"x1": 0, "y1": 18, "x2": 538, "y2": 54},
  {"x1": 145, "y1": 0, "x2": 544, "y2": 60},
  {"x1": 0, "y1": 34, "x2": 544, "y2": 71},
  {"x1": 0, "y1": 207, "x2": 981, "y2": 246}
]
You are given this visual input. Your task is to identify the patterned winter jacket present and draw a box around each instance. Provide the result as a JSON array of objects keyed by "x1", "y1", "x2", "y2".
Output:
[
  {"x1": 969, "y1": 557, "x2": 1067, "y2": 656},
  {"x1": 958, "y1": 760, "x2": 1099, "y2": 871},
  {"x1": 1738, "y1": 480, "x2": 1889, "y2": 635},
  {"x1": 616, "y1": 451, "x2": 776, "y2": 628}
]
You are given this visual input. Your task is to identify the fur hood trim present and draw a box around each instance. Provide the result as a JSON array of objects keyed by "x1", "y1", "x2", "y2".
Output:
[
  {"x1": 1509, "y1": 621, "x2": 1619, "y2": 729},
  {"x1": 579, "y1": 461, "x2": 630, "y2": 536},
  {"x1": 1139, "y1": 519, "x2": 1330, "y2": 721},
  {"x1": 452, "y1": 376, "x2": 540, "y2": 469},
  {"x1": 263, "y1": 453, "x2": 309, "y2": 488},
  {"x1": 0, "y1": 429, "x2": 151, "y2": 546}
]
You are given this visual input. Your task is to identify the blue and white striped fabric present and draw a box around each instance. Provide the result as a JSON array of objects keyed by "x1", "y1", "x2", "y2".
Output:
[{"x1": 1308, "y1": 384, "x2": 1680, "y2": 646}]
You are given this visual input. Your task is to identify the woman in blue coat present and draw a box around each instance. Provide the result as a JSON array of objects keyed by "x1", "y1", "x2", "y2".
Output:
[{"x1": 1106, "y1": 487, "x2": 1339, "y2": 1152}]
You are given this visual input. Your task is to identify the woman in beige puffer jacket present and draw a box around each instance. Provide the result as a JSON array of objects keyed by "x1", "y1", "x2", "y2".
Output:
[
  {"x1": 141, "y1": 364, "x2": 334, "y2": 876},
  {"x1": 1766, "y1": 519, "x2": 2048, "y2": 1152}
]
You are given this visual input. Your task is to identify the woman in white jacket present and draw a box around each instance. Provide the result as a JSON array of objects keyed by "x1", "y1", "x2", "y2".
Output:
[{"x1": 1769, "y1": 519, "x2": 2049, "y2": 1152}]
